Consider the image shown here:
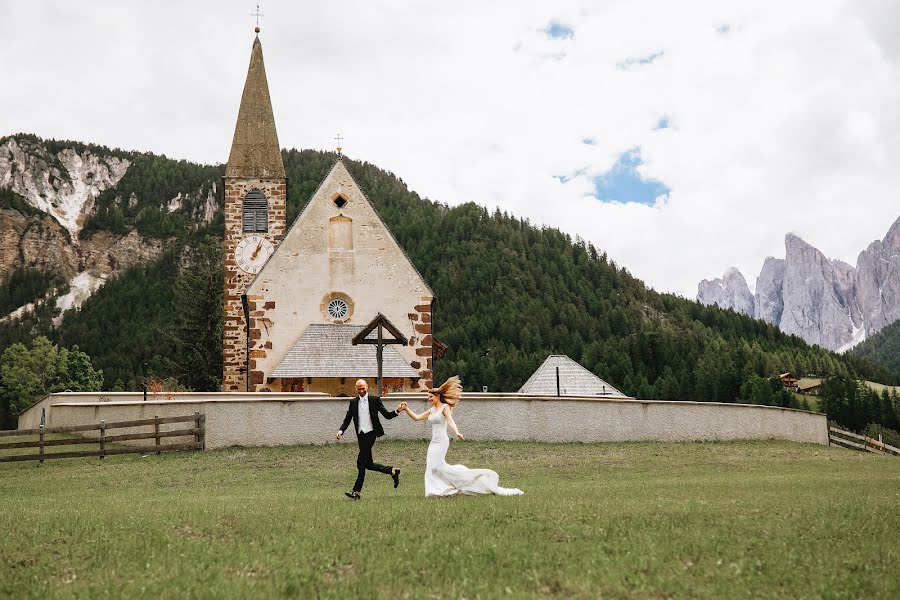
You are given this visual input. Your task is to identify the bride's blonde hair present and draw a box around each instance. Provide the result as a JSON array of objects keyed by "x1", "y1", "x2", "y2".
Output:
[{"x1": 430, "y1": 376, "x2": 462, "y2": 408}]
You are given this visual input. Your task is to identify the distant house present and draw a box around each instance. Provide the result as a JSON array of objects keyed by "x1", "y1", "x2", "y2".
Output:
[
  {"x1": 779, "y1": 372, "x2": 800, "y2": 391},
  {"x1": 797, "y1": 378, "x2": 823, "y2": 396},
  {"x1": 518, "y1": 355, "x2": 627, "y2": 397}
]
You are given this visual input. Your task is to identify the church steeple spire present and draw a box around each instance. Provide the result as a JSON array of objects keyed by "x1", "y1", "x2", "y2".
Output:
[
  {"x1": 222, "y1": 29, "x2": 288, "y2": 392},
  {"x1": 226, "y1": 34, "x2": 285, "y2": 179}
]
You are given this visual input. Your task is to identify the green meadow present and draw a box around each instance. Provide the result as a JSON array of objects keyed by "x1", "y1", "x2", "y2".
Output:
[{"x1": 1, "y1": 440, "x2": 898, "y2": 599}]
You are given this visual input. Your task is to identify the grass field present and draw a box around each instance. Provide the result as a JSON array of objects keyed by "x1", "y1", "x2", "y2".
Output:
[
  {"x1": 1, "y1": 440, "x2": 899, "y2": 599},
  {"x1": 791, "y1": 391, "x2": 820, "y2": 412},
  {"x1": 864, "y1": 380, "x2": 900, "y2": 395}
]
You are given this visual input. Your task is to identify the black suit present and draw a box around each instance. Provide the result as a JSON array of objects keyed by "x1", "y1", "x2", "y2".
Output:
[{"x1": 339, "y1": 395, "x2": 400, "y2": 493}]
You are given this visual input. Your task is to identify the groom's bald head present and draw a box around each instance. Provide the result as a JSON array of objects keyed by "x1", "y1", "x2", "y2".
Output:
[{"x1": 356, "y1": 379, "x2": 368, "y2": 396}]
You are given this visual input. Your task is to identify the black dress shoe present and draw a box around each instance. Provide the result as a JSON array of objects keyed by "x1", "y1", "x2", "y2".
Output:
[
  {"x1": 345, "y1": 491, "x2": 360, "y2": 500},
  {"x1": 392, "y1": 469, "x2": 401, "y2": 489}
]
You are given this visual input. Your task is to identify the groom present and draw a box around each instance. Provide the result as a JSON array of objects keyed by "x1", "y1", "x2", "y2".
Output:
[{"x1": 336, "y1": 379, "x2": 408, "y2": 500}]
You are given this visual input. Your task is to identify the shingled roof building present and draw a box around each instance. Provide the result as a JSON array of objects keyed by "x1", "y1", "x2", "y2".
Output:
[
  {"x1": 222, "y1": 30, "x2": 434, "y2": 396},
  {"x1": 518, "y1": 355, "x2": 627, "y2": 397}
]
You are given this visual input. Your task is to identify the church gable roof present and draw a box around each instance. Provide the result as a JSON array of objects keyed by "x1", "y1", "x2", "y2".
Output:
[
  {"x1": 248, "y1": 158, "x2": 432, "y2": 296},
  {"x1": 518, "y1": 355, "x2": 626, "y2": 397},
  {"x1": 225, "y1": 36, "x2": 285, "y2": 179},
  {"x1": 271, "y1": 324, "x2": 419, "y2": 378}
]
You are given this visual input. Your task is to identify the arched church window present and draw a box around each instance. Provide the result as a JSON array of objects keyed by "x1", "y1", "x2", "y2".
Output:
[
  {"x1": 242, "y1": 190, "x2": 268, "y2": 233},
  {"x1": 329, "y1": 215, "x2": 353, "y2": 250}
]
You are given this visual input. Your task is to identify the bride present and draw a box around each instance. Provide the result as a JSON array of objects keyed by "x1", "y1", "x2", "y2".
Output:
[{"x1": 402, "y1": 376, "x2": 523, "y2": 497}]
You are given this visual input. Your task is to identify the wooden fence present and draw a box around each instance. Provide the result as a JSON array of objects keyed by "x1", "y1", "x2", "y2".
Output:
[
  {"x1": 828, "y1": 426, "x2": 899, "y2": 457},
  {"x1": 0, "y1": 412, "x2": 205, "y2": 463}
]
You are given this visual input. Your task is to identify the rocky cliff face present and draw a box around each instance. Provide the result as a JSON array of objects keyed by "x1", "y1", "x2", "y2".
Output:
[
  {"x1": 779, "y1": 234, "x2": 862, "y2": 352},
  {"x1": 0, "y1": 136, "x2": 170, "y2": 320},
  {"x1": 0, "y1": 137, "x2": 129, "y2": 237},
  {"x1": 754, "y1": 257, "x2": 785, "y2": 325},
  {"x1": 855, "y1": 217, "x2": 900, "y2": 337},
  {"x1": 697, "y1": 217, "x2": 900, "y2": 352},
  {"x1": 697, "y1": 268, "x2": 754, "y2": 317}
]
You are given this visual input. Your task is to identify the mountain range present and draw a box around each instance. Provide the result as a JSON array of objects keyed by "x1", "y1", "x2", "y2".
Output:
[
  {"x1": 697, "y1": 219, "x2": 900, "y2": 353},
  {"x1": 0, "y1": 133, "x2": 893, "y2": 402}
]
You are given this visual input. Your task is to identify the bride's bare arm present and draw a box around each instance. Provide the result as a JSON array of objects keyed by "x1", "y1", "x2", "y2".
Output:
[
  {"x1": 443, "y1": 405, "x2": 464, "y2": 440},
  {"x1": 404, "y1": 405, "x2": 431, "y2": 421}
]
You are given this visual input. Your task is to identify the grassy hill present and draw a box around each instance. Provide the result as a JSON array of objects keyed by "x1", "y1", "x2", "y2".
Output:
[{"x1": 1, "y1": 440, "x2": 898, "y2": 598}]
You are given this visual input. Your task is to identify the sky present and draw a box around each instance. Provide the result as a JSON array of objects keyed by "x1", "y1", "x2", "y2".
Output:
[{"x1": 1, "y1": 0, "x2": 898, "y2": 297}]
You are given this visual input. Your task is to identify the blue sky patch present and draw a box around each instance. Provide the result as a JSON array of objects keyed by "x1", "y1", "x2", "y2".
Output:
[
  {"x1": 592, "y1": 148, "x2": 670, "y2": 205},
  {"x1": 581, "y1": 137, "x2": 596, "y2": 145},
  {"x1": 654, "y1": 116, "x2": 670, "y2": 130},
  {"x1": 545, "y1": 21, "x2": 575, "y2": 40},
  {"x1": 616, "y1": 50, "x2": 664, "y2": 70}
]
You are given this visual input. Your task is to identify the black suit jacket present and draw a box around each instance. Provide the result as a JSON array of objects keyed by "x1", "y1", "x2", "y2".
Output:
[{"x1": 339, "y1": 395, "x2": 399, "y2": 438}]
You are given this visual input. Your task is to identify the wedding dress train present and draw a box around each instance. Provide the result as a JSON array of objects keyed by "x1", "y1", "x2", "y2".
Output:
[{"x1": 424, "y1": 406, "x2": 523, "y2": 497}]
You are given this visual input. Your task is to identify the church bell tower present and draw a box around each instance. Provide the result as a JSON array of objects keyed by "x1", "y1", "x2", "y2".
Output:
[{"x1": 222, "y1": 29, "x2": 287, "y2": 391}]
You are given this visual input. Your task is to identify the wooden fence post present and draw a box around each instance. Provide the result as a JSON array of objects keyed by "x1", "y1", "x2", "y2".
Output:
[
  {"x1": 99, "y1": 420, "x2": 106, "y2": 460},
  {"x1": 194, "y1": 411, "x2": 202, "y2": 451},
  {"x1": 39, "y1": 424, "x2": 44, "y2": 465},
  {"x1": 154, "y1": 415, "x2": 160, "y2": 455}
]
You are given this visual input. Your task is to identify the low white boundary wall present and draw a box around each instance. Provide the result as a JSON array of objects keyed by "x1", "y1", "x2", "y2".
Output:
[{"x1": 19, "y1": 392, "x2": 828, "y2": 448}]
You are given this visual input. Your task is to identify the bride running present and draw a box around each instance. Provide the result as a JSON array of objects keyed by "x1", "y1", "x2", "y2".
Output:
[{"x1": 402, "y1": 376, "x2": 523, "y2": 497}]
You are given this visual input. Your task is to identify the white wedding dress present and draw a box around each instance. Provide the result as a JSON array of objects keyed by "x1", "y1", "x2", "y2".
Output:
[{"x1": 424, "y1": 406, "x2": 523, "y2": 497}]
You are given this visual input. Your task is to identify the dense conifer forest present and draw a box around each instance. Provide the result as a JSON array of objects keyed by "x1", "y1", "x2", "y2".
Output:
[
  {"x1": 851, "y1": 320, "x2": 900, "y2": 382},
  {"x1": 0, "y1": 136, "x2": 897, "y2": 435}
]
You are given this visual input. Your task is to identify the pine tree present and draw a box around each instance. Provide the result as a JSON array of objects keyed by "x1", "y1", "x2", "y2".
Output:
[{"x1": 153, "y1": 236, "x2": 224, "y2": 391}]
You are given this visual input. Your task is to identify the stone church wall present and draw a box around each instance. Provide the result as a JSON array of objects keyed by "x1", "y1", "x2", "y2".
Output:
[
  {"x1": 246, "y1": 162, "x2": 433, "y2": 391},
  {"x1": 222, "y1": 177, "x2": 286, "y2": 391}
]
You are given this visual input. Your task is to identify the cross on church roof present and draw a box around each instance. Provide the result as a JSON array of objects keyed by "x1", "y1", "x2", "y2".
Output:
[
  {"x1": 251, "y1": 3, "x2": 263, "y2": 33},
  {"x1": 334, "y1": 134, "x2": 344, "y2": 156}
]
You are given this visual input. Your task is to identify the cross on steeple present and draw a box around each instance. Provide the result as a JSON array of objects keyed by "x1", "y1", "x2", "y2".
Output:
[
  {"x1": 335, "y1": 134, "x2": 344, "y2": 156},
  {"x1": 251, "y1": 3, "x2": 263, "y2": 32}
]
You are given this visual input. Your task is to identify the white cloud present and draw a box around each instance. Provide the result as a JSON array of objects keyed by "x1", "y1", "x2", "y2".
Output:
[{"x1": 1, "y1": 0, "x2": 898, "y2": 297}]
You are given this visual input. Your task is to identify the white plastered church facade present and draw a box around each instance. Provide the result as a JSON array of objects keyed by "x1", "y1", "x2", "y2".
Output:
[{"x1": 221, "y1": 33, "x2": 434, "y2": 395}]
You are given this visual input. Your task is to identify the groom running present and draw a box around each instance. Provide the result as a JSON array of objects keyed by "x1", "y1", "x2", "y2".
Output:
[{"x1": 336, "y1": 379, "x2": 407, "y2": 500}]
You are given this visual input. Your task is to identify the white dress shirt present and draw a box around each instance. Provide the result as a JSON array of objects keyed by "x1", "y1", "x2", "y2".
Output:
[{"x1": 357, "y1": 394, "x2": 374, "y2": 434}]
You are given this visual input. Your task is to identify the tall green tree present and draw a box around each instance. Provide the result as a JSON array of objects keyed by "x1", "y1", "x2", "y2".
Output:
[
  {"x1": 0, "y1": 337, "x2": 102, "y2": 427},
  {"x1": 153, "y1": 236, "x2": 224, "y2": 391}
]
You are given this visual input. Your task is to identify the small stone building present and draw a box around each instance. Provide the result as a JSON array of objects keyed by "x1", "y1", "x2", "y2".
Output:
[
  {"x1": 222, "y1": 32, "x2": 433, "y2": 393},
  {"x1": 519, "y1": 355, "x2": 625, "y2": 397}
]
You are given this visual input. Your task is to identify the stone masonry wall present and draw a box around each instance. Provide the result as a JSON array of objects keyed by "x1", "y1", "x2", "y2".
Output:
[{"x1": 223, "y1": 177, "x2": 286, "y2": 391}]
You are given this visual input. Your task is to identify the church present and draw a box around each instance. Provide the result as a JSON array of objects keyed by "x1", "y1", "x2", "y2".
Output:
[{"x1": 222, "y1": 30, "x2": 434, "y2": 395}]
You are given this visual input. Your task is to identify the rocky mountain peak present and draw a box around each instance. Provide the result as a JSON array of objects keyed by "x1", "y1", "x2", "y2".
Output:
[
  {"x1": 697, "y1": 267, "x2": 754, "y2": 317},
  {"x1": 754, "y1": 257, "x2": 785, "y2": 325},
  {"x1": 699, "y1": 219, "x2": 900, "y2": 352},
  {"x1": 884, "y1": 215, "x2": 900, "y2": 251}
]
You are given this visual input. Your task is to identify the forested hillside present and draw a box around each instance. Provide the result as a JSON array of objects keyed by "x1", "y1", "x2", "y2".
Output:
[
  {"x1": 851, "y1": 319, "x2": 900, "y2": 381},
  {"x1": 0, "y1": 137, "x2": 895, "y2": 413}
]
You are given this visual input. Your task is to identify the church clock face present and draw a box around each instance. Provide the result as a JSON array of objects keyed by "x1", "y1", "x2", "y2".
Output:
[{"x1": 235, "y1": 235, "x2": 274, "y2": 274}]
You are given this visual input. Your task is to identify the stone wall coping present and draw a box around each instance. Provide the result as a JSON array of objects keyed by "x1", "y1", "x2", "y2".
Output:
[
  {"x1": 40, "y1": 391, "x2": 823, "y2": 416},
  {"x1": 45, "y1": 392, "x2": 328, "y2": 398}
]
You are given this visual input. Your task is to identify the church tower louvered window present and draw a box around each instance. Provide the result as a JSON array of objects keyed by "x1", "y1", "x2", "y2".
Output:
[{"x1": 242, "y1": 190, "x2": 268, "y2": 233}]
